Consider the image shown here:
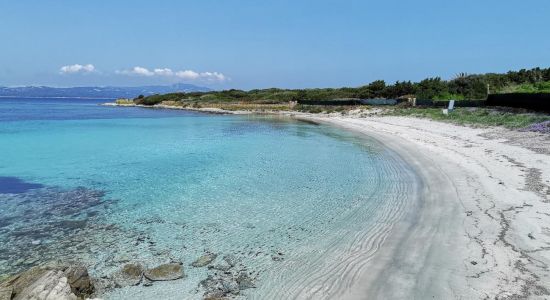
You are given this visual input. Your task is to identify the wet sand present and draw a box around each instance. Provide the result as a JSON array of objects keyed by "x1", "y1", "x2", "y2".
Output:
[{"x1": 302, "y1": 115, "x2": 550, "y2": 299}]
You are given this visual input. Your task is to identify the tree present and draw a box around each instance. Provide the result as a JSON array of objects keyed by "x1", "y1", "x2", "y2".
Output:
[{"x1": 416, "y1": 77, "x2": 448, "y2": 100}]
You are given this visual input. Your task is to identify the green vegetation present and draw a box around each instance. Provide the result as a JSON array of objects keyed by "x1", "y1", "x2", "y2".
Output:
[
  {"x1": 133, "y1": 67, "x2": 550, "y2": 106},
  {"x1": 387, "y1": 107, "x2": 550, "y2": 129},
  {"x1": 498, "y1": 81, "x2": 550, "y2": 94}
]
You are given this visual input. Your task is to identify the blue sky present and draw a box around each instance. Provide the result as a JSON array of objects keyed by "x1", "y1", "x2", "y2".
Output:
[{"x1": 1, "y1": 0, "x2": 549, "y2": 89}]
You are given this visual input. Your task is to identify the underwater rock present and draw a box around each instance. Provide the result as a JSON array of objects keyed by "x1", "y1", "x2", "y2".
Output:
[
  {"x1": 200, "y1": 275, "x2": 240, "y2": 298},
  {"x1": 236, "y1": 272, "x2": 255, "y2": 290},
  {"x1": 192, "y1": 252, "x2": 217, "y2": 268},
  {"x1": 143, "y1": 263, "x2": 184, "y2": 281},
  {"x1": 112, "y1": 263, "x2": 143, "y2": 287},
  {"x1": 0, "y1": 186, "x2": 116, "y2": 276},
  {"x1": 222, "y1": 254, "x2": 239, "y2": 267},
  {"x1": 209, "y1": 263, "x2": 232, "y2": 272}
]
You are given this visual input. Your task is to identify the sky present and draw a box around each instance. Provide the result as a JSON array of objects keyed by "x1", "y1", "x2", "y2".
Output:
[{"x1": 0, "y1": 0, "x2": 549, "y2": 90}]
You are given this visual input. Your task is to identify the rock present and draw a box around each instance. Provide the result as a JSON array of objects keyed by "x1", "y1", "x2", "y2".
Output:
[
  {"x1": 221, "y1": 279, "x2": 239, "y2": 295},
  {"x1": 0, "y1": 286, "x2": 13, "y2": 300},
  {"x1": 113, "y1": 263, "x2": 143, "y2": 287},
  {"x1": 89, "y1": 277, "x2": 115, "y2": 296},
  {"x1": 64, "y1": 264, "x2": 94, "y2": 296},
  {"x1": 203, "y1": 290, "x2": 227, "y2": 299},
  {"x1": 192, "y1": 253, "x2": 217, "y2": 268},
  {"x1": 0, "y1": 264, "x2": 94, "y2": 300},
  {"x1": 236, "y1": 273, "x2": 255, "y2": 290},
  {"x1": 209, "y1": 263, "x2": 232, "y2": 272},
  {"x1": 222, "y1": 255, "x2": 239, "y2": 267},
  {"x1": 199, "y1": 275, "x2": 239, "y2": 298},
  {"x1": 142, "y1": 277, "x2": 153, "y2": 287},
  {"x1": 12, "y1": 270, "x2": 76, "y2": 300},
  {"x1": 144, "y1": 263, "x2": 184, "y2": 281},
  {"x1": 0, "y1": 266, "x2": 50, "y2": 297}
]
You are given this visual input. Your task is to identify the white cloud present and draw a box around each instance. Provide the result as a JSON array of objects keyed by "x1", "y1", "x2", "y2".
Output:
[
  {"x1": 116, "y1": 66, "x2": 227, "y2": 82},
  {"x1": 59, "y1": 64, "x2": 96, "y2": 74}
]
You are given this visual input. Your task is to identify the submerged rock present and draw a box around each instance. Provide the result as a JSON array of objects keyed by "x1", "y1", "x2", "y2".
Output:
[
  {"x1": 236, "y1": 272, "x2": 255, "y2": 290},
  {"x1": 192, "y1": 252, "x2": 217, "y2": 268},
  {"x1": 143, "y1": 263, "x2": 184, "y2": 281},
  {"x1": 0, "y1": 263, "x2": 94, "y2": 300},
  {"x1": 200, "y1": 275, "x2": 239, "y2": 298},
  {"x1": 112, "y1": 263, "x2": 143, "y2": 287},
  {"x1": 222, "y1": 254, "x2": 239, "y2": 267},
  {"x1": 209, "y1": 263, "x2": 231, "y2": 272}
]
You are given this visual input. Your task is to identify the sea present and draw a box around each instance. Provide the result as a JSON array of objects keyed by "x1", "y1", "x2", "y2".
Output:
[{"x1": 0, "y1": 97, "x2": 418, "y2": 299}]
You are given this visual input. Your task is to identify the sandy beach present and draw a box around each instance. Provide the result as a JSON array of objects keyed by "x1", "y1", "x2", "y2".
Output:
[
  {"x1": 105, "y1": 102, "x2": 550, "y2": 298},
  {"x1": 296, "y1": 114, "x2": 550, "y2": 299}
]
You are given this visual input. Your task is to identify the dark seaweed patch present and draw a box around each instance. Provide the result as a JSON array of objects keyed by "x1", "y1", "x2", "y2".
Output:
[{"x1": 0, "y1": 176, "x2": 44, "y2": 194}]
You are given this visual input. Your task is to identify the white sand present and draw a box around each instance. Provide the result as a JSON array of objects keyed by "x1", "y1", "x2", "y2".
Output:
[
  {"x1": 297, "y1": 114, "x2": 550, "y2": 299},
  {"x1": 105, "y1": 103, "x2": 550, "y2": 298}
]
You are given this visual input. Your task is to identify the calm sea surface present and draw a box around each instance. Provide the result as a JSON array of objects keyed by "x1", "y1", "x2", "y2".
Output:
[{"x1": 0, "y1": 98, "x2": 418, "y2": 299}]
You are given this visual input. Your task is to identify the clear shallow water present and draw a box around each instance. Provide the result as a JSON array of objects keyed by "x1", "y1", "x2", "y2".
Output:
[{"x1": 0, "y1": 98, "x2": 417, "y2": 299}]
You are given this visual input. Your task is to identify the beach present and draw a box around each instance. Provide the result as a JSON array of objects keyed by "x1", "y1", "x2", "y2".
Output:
[
  {"x1": 298, "y1": 114, "x2": 550, "y2": 299},
  {"x1": 105, "y1": 102, "x2": 550, "y2": 298},
  {"x1": 2, "y1": 99, "x2": 550, "y2": 299}
]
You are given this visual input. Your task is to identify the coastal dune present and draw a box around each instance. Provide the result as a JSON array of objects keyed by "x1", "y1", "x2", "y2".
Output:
[{"x1": 297, "y1": 115, "x2": 550, "y2": 299}]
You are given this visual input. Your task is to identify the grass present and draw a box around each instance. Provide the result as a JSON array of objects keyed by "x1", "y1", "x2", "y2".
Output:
[
  {"x1": 498, "y1": 81, "x2": 550, "y2": 94},
  {"x1": 387, "y1": 107, "x2": 550, "y2": 129}
]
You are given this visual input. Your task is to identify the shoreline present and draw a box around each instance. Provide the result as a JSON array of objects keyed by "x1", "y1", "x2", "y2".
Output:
[
  {"x1": 300, "y1": 115, "x2": 550, "y2": 299},
  {"x1": 106, "y1": 101, "x2": 550, "y2": 298},
  {"x1": 5, "y1": 102, "x2": 548, "y2": 299},
  {"x1": 300, "y1": 115, "x2": 469, "y2": 299}
]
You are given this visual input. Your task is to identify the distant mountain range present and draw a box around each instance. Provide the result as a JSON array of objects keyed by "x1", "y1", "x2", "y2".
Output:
[{"x1": 0, "y1": 83, "x2": 211, "y2": 99}]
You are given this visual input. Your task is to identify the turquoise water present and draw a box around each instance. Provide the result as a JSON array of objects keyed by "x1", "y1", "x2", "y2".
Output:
[{"x1": 0, "y1": 98, "x2": 417, "y2": 299}]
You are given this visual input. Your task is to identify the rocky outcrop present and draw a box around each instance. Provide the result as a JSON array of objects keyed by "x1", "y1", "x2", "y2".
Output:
[
  {"x1": 143, "y1": 263, "x2": 184, "y2": 281},
  {"x1": 0, "y1": 264, "x2": 94, "y2": 300}
]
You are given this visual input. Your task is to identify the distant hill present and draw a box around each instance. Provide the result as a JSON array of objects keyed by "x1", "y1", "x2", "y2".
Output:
[{"x1": 0, "y1": 83, "x2": 211, "y2": 99}]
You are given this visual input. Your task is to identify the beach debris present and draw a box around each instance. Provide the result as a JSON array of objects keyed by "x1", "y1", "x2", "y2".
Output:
[
  {"x1": 192, "y1": 252, "x2": 217, "y2": 268},
  {"x1": 0, "y1": 263, "x2": 94, "y2": 300},
  {"x1": 143, "y1": 263, "x2": 184, "y2": 281},
  {"x1": 112, "y1": 263, "x2": 143, "y2": 287}
]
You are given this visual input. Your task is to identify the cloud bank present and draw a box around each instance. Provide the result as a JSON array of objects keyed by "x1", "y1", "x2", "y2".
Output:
[
  {"x1": 116, "y1": 66, "x2": 227, "y2": 82},
  {"x1": 59, "y1": 64, "x2": 96, "y2": 74}
]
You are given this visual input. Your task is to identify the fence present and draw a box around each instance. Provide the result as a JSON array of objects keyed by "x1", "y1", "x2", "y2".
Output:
[
  {"x1": 486, "y1": 93, "x2": 550, "y2": 112},
  {"x1": 296, "y1": 99, "x2": 362, "y2": 106}
]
